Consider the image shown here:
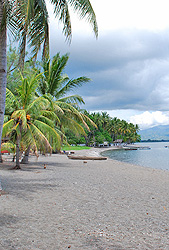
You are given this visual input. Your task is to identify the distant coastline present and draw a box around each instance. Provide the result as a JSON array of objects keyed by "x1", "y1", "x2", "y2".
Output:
[
  {"x1": 140, "y1": 139, "x2": 169, "y2": 142},
  {"x1": 139, "y1": 124, "x2": 169, "y2": 141}
]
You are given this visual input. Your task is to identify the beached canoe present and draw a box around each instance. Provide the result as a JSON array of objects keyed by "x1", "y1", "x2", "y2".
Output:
[{"x1": 68, "y1": 155, "x2": 107, "y2": 160}]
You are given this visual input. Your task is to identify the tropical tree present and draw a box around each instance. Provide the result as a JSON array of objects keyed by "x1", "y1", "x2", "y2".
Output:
[
  {"x1": 3, "y1": 72, "x2": 62, "y2": 168},
  {"x1": 5, "y1": 51, "x2": 97, "y2": 162},
  {"x1": 37, "y1": 53, "x2": 96, "y2": 139},
  {"x1": 0, "y1": 0, "x2": 98, "y2": 162}
]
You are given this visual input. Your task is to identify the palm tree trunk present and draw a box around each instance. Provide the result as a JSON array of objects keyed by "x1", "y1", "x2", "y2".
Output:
[
  {"x1": 21, "y1": 145, "x2": 31, "y2": 164},
  {"x1": 0, "y1": 1, "x2": 7, "y2": 163},
  {"x1": 13, "y1": 136, "x2": 21, "y2": 169}
]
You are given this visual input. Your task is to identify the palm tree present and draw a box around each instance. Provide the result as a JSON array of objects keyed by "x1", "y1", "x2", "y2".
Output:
[
  {"x1": 3, "y1": 72, "x2": 62, "y2": 168},
  {"x1": 0, "y1": 0, "x2": 98, "y2": 162},
  {"x1": 0, "y1": 0, "x2": 7, "y2": 162},
  {"x1": 37, "y1": 53, "x2": 96, "y2": 138}
]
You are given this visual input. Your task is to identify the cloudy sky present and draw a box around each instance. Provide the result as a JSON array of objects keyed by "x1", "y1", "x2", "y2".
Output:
[{"x1": 47, "y1": 0, "x2": 169, "y2": 129}]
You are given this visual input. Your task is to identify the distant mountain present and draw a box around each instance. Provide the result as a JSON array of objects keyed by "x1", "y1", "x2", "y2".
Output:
[{"x1": 139, "y1": 125, "x2": 169, "y2": 141}]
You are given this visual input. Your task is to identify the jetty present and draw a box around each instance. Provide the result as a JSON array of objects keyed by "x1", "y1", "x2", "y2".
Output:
[{"x1": 122, "y1": 145, "x2": 151, "y2": 150}]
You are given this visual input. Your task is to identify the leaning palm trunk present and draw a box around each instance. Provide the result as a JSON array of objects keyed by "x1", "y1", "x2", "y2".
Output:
[{"x1": 0, "y1": 1, "x2": 7, "y2": 163}]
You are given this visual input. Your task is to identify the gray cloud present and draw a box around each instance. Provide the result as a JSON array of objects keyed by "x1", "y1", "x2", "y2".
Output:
[{"x1": 50, "y1": 27, "x2": 169, "y2": 111}]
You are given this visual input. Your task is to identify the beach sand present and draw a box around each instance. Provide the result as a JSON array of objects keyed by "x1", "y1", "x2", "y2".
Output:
[{"x1": 0, "y1": 147, "x2": 169, "y2": 249}]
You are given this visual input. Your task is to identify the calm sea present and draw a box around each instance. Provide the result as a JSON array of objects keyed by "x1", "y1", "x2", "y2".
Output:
[{"x1": 101, "y1": 142, "x2": 169, "y2": 170}]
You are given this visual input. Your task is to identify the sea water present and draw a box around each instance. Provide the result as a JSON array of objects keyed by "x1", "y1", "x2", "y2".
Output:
[{"x1": 101, "y1": 142, "x2": 169, "y2": 170}]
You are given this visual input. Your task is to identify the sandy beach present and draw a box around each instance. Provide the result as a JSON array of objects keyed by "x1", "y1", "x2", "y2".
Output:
[{"x1": 0, "y1": 147, "x2": 169, "y2": 249}]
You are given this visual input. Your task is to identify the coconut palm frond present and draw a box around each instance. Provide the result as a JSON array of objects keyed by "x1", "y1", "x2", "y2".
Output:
[
  {"x1": 16, "y1": 0, "x2": 49, "y2": 66},
  {"x1": 52, "y1": 102, "x2": 64, "y2": 114},
  {"x1": 28, "y1": 2, "x2": 49, "y2": 60},
  {"x1": 38, "y1": 115, "x2": 55, "y2": 128},
  {"x1": 2, "y1": 119, "x2": 15, "y2": 138},
  {"x1": 40, "y1": 110, "x2": 61, "y2": 124},
  {"x1": 50, "y1": 0, "x2": 72, "y2": 41},
  {"x1": 29, "y1": 123, "x2": 52, "y2": 153},
  {"x1": 47, "y1": 53, "x2": 69, "y2": 95},
  {"x1": 22, "y1": 125, "x2": 39, "y2": 154},
  {"x1": 33, "y1": 120, "x2": 61, "y2": 149},
  {"x1": 62, "y1": 117, "x2": 86, "y2": 136},
  {"x1": 58, "y1": 94, "x2": 85, "y2": 105},
  {"x1": 81, "y1": 113, "x2": 97, "y2": 128},
  {"x1": 58, "y1": 102, "x2": 89, "y2": 129},
  {"x1": 2, "y1": 0, "x2": 18, "y2": 34},
  {"x1": 56, "y1": 101, "x2": 82, "y2": 116},
  {"x1": 26, "y1": 96, "x2": 49, "y2": 112},
  {"x1": 55, "y1": 77, "x2": 91, "y2": 99},
  {"x1": 6, "y1": 88, "x2": 20, "y2": 108},
  {"x1": 68, "y1": 0, "x2": 98, "y2": 38},
  {"x1": 18, "y1": 72, "x2": 44, "y2": 107},
  {"x1": 50, "y1": 0, "x2": 98, "y2": 41}
]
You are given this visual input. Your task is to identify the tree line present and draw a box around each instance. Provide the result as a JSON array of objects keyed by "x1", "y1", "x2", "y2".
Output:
[{"x1": 65, "y1": 111, "x2": 141, "y2": 146}]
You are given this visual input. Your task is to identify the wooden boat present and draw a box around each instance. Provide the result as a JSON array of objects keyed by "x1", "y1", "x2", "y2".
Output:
[{"x1": 68, "y1": 155, "x2": 107, "y2": 160}]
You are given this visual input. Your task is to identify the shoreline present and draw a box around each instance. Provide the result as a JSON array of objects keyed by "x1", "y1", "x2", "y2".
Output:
[
  {"x1": 1, "y1": 151, "x2": 169, "y2": 249},
  {"x1": 73, "y1": 145, "x2": 119, "y2": 157}
]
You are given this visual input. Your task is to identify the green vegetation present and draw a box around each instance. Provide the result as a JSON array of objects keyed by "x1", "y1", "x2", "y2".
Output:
[
  {"x1": 2, "y1": 50, "x2": 97, "y2": 167},
  {"x1": 62, "y1": 146, "x2": 90, "y2": 151},
  {"x1": 65, "y1": 111, "x2": 141, "y2": 146}
]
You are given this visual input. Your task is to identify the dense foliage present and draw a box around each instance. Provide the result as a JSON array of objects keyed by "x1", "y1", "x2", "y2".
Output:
[
  {"x1": 65, "y1": 111, "x2": 141, "y2": 146},
  {"x1": 2, "y1": 50, "x2": 96, "y2": 167}
]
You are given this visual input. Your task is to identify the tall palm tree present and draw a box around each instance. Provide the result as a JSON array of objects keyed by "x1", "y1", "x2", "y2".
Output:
[
  {"x1": 37, "y1": 53, "x2": 96, "y2": 137},
  {"x1": 0, "y1": 0, "x2": 98, "y2": 162},
  {"x1": 3, "y1": 72, "x2": 62, "y2": 168},
  {"x1": 0, "y1": 0, "x2": 7, "y2": 162}
]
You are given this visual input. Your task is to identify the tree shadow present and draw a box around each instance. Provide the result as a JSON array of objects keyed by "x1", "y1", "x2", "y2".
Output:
[
  {"x1": 0, "y1": 213, "x2": 20, "y2": 227},
  {"x1": 1, "y1": 175, "x2": 63, "y2": 196}
]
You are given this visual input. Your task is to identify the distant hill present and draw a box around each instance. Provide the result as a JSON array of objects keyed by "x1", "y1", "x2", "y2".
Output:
[{"x1": 139, "y1": 125, "x2": 169, "y2": 141}]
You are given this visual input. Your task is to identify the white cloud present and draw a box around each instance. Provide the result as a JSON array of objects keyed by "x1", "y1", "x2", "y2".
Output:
[{"x1": 130, "y1": 111, "x2": 169, "y2": 129}]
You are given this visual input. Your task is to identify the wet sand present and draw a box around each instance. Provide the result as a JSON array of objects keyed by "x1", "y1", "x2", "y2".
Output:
[{"x1": 0, "y1": 148, "x2": 169, "y2": 249}]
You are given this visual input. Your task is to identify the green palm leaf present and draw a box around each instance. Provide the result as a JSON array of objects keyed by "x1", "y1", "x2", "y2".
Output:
[
  {"x1": 29, "y1": 123, "x2": 52, "y2": 153},
  {"x1": 2, "y1": 119, "x2": 15, "y2": 138},
  {"x1": 33, "y1": 120, "x2": 61, "y2": 149},
  {"x1": 55, "y1": 77, "x2": 91, "y2": 99},
  {"x1": 58, "y1": 94, "x2": 85, "y2": 105}
]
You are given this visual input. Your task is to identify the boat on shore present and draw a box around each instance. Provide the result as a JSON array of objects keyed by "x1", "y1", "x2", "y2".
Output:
[{"x1": 68, "y1": 155, "x2": 107, "y2": 160}]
